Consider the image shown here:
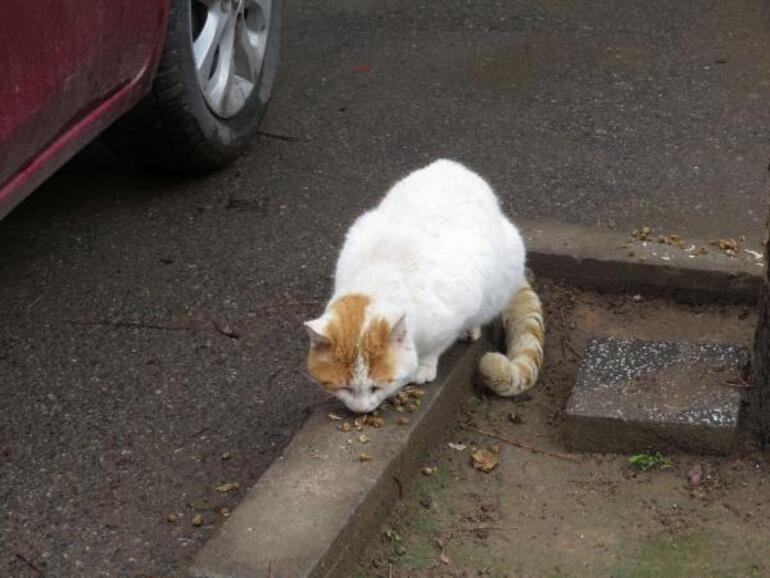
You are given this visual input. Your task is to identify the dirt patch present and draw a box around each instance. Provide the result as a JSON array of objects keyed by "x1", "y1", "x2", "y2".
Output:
[{"x1": 352, "y1": 279, "x2": 767, "y2": 578}]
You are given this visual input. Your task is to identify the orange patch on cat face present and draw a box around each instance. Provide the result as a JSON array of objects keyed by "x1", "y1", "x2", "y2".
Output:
[{"x1": 307, "y1": 294, "x2": 395, "y2": 390}]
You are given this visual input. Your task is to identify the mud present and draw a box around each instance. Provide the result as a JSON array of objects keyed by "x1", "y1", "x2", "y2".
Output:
[{"x1": 353, "y1": 279, "x2": 766, "y2": 578}]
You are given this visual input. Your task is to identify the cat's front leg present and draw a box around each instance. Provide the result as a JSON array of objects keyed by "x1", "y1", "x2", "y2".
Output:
[{"x1": 413, "y1": 353, "x2": 439, "y2": 384}]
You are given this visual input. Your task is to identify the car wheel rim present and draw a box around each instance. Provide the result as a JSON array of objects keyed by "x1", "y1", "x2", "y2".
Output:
[{"x1": 191, "y1": 0, "x2": 272, "y2": 119}]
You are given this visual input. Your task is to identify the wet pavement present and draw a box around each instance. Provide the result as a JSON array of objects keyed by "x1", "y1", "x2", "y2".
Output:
[{"x1": 2, "y1": 0, "x2": 769, "y2": 575}]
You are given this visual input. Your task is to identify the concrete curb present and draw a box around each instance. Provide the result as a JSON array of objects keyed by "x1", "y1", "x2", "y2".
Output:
[
  {"x1": 190, "y1": 335, "x2": 493, "y2": 578},
  {"x1": 521, "y1": 220, "x2": 764, "y2": 303}
]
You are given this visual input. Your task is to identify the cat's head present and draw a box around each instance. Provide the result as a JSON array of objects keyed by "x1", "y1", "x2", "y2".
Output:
[{"x1": 304, "y1": 294, "x2": 417, "y2": 413}]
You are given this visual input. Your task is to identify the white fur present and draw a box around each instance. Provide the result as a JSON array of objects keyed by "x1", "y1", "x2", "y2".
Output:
[{"x1": 316, "y1": 159, "x2": 526, "y2": 412}]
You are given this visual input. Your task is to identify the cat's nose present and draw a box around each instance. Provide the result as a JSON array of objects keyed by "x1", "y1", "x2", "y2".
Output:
[{"x1": 347, "y1": 397, "x2": 376, "y2": 414}]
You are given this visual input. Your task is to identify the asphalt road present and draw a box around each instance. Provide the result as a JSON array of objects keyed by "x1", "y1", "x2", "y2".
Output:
[{"x1": 2, "y1": 0, "x2": 769, "y2": 575}]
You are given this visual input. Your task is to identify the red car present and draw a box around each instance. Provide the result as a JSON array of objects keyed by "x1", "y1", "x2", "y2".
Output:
[{"x1": 0, "y1": 0, "x2": 282, "y2": 220}]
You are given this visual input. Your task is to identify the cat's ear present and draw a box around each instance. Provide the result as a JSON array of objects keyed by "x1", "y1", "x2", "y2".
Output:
[
  {"x1": 389, "y1": 313, "x2": 408, "y2": 345},
  {"x1": 304, "y1": 318, "x2": 331, "y2": 350}
]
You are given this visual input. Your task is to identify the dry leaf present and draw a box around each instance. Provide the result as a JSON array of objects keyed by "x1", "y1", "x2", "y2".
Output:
[
  {"x1": 359, "y1": 434, "x2": 370, "y2": 444},
  {"x1": 471, "y1": 449, "x2": 499, "y2": 473},
  {"x1": 341, "y1": 421, "x2": 351, "y2": 433},
  {"x1": 688, "y1": 463, "x2": 704, "y2": 488}
]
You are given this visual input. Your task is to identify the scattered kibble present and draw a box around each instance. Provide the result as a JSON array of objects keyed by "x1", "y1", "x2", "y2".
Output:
[{"x1": 368, "y1": 416, "x2": 385, "y2": 428}]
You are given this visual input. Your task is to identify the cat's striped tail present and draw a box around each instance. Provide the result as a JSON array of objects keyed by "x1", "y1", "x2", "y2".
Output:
[{"x1": 478, "y1": 279, "x2": 544, "y2": 396}]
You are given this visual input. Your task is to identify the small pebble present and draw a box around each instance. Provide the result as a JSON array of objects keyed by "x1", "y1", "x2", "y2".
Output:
[
  {"x1": 191, "y1": 514, "x2": 204, "y2": 527},
  {"x1": 358, "y1": 453, "x2": 372, "y2": 462},
  {"x1": 221, "y1": 451, "x2": 232, "y2": 461},
  {"x1": 166, "y1": 513, "x2": 179, "y2": 524}
]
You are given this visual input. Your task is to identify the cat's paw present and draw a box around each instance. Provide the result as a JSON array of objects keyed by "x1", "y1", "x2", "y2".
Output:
[
  {"x1": 462, "y1": 326, "x2": 482, "y2": 342},
  {"x1": 413, "y1": 362, "x2": 438, "y2": 384}
]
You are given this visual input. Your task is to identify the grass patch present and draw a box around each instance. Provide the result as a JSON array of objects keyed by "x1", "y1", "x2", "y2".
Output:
[{"x1": 628, "y1": 452, "x2": 672, "y2": 471}]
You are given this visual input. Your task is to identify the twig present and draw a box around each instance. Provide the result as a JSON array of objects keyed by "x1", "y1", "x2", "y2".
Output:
[
  {"x1": 460, "y1": 424, "x2": 581, "y2": 463},
  {"x1": 388, "y1": 563, "x2": 393, "y2": 578},
  {"x1": 252, "y1": 300, "x2": 323, "y2": 310},
  {"x1": 15, "y1": 553, "x2": 43, "y2": 576},
  {"x1": 257, "y1": 130, "x2": 301, "y2": 142},
  {"x1": 448, "y1": 525, "x2": 519, "y2": 533},
  {"x1": 392, "y1": 475, "x2": 404, "y2": 500},
  {"x1": 722, "y1": 379, "x2": 753, "y2": 389},
  {"x1": 63, "y1": 320, "x2": 194, "y2": 332}
]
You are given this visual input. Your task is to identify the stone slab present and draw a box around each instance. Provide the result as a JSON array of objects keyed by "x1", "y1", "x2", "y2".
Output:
[
  {"x1": 564, "y1": 337, "x2": 749, "y2": 455},
  {"x1": 189, "y1": 332, "x2": 493, "y2": 578}
]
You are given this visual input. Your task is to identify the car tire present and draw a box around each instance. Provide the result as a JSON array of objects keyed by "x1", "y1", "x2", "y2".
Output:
[{"x1": 107, "y1": 0, "x2": 282, "y2": 173}]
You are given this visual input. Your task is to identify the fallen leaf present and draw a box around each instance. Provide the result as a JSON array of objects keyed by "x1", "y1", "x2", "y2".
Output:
[
  {"x1": 341, "y1": 421, "x2": 351, "y2": 433},
  {"x1": 215, "y1": 482, "x2": 240, "y2": 493},
  {"x1": 471, "y1": 449, "x2": 499, "y2": 473},
  {"x1": 688, "y1": 464, "x2": 704, "y2": 488},
  {"x1": 359, "y1": 434, "x2": 370, "y2": 444}
]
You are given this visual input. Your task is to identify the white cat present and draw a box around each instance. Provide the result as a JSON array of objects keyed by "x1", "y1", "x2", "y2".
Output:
[{"x1": 305, "y1": 159, "x2": 544, "y2": 413}]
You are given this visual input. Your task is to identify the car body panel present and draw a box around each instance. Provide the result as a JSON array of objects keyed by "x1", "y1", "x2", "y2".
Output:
[{"x1": 0, "y1": 1, "x2": 170, "y2": 220}]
